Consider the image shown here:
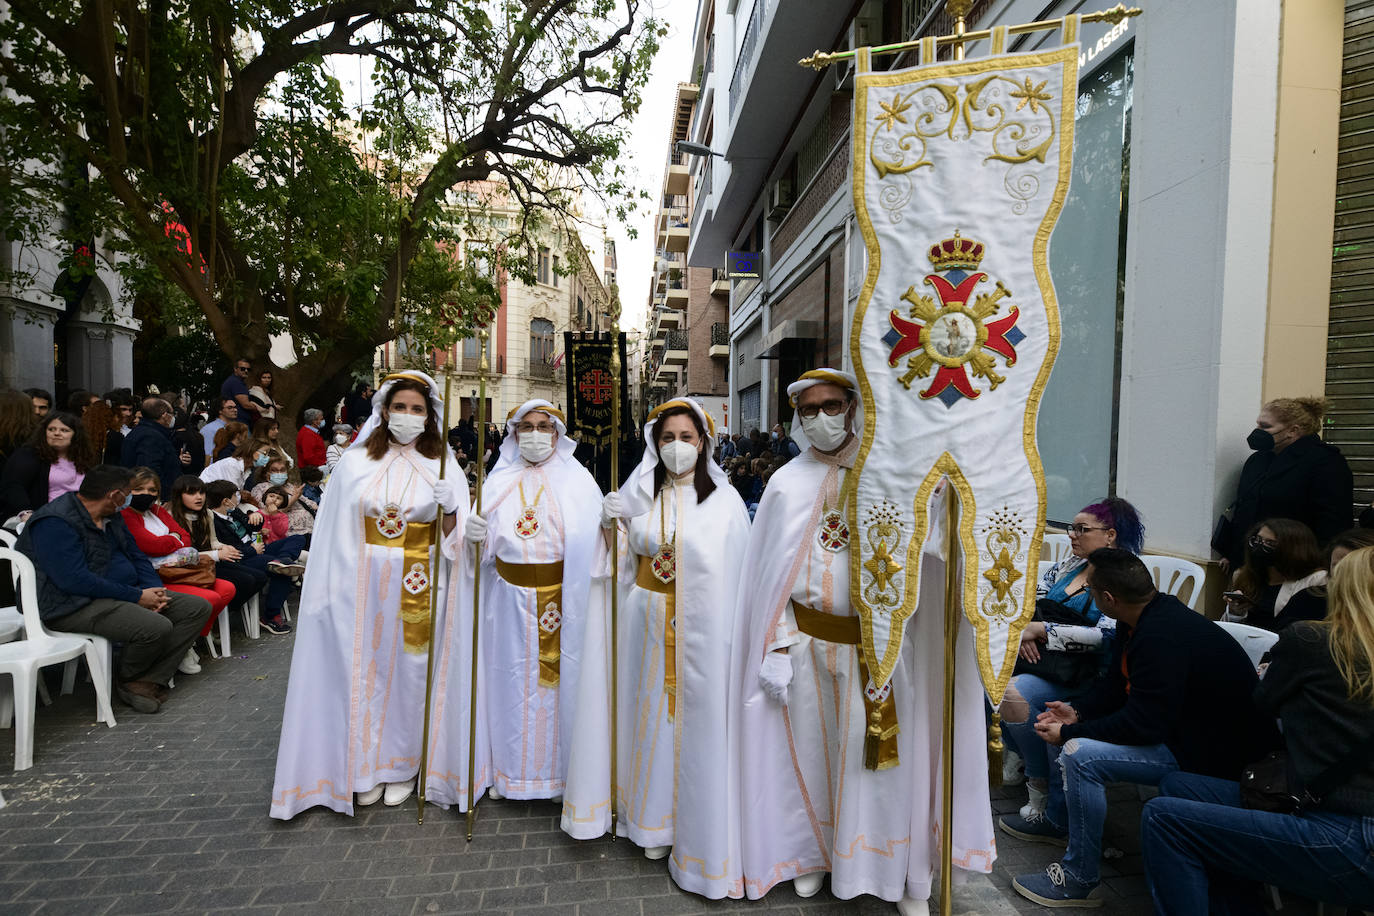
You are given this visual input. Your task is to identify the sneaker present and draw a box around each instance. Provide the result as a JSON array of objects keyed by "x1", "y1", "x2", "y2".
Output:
[
  {"x1": 999, "y1": 811, "x2": 1069, "y2": 847},
  {"x1": 260, "y1": 615, "x2": 292, "y2": 635},
  {"x1": 177, "y1": 648, "x2": 202, "y2": 675},
  {"x1": 1012, "y1": 863, "x2": 1103, "y2": 908},
  {"x1": 1002, "y1": 749, "x2": 1026, "y2": 786},
  {"x1": 268, "y1": 559, "x2": 306, "y2": 577}
]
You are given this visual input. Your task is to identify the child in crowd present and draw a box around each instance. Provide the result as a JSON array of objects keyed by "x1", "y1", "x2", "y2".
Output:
[
  {"x1": 260, "y1": 486, "x2": 291, "y2": 543},
  {"x1": 299, "y1": 465, "x2": 324, "y2": 507},
  {"x1": 205, "y1": 479, "x2": 307, "y2": 633}
]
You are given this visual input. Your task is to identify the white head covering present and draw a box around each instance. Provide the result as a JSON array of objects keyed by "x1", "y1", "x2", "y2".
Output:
[
  {"x1": 620, "y1": 397, "x2": 730, "y2": 517},
  {"x1": 784, "y1": 367, "x2": 864, "y2": 454},
  {"x1": 348, "y1": 370, "x2": 446, "y2": 453},
  {"x1": 497, "y1": 398, "x2": 577, "y2": 466}
]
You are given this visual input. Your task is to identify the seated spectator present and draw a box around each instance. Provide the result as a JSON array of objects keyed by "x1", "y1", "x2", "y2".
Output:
[
  {"x1": 250, "y1": 457, "x2": 315, "y2": 539},
  {"x1": 250, "y1": 417, "x2": 292, "y2": 467},
  {"x1": 296, "y1": 408, "x2": 328, "y2": 469},
  {"x1": 204, "y1": 479, "x2": 303, "y2": 634},
  {"x1": 298, "y1": 465, "x2": 324, "y2": 508},
  {"x1": 1001, "y1": 497, "x2": 1145, "y2": 822},
  {"x1": 202, "y1": 436, "x2": 267, "y2": 507},
  {"x1": 212, "y1": 420, "x2": 249, "y2": 463},
  {"x1": 120, "y1": 468, "x2": 235, "y2": 676},
  {"x1": 1141, "y1": 546, "x2": 1374, "y2": 915},
  {"x1": 15, "y1": 465, "x2": 212, "y2": 713},
  {"x1": 1225, "y1": 518, "x2": 1326, "y2": 631},
  {"x1": 325, "y1": 423, "x2": 352, "y2": 473},
  {"x1": 83, "y1": 399, "x2": 125, "y2": 464},
  {"x1": 1006, "y1": 548, "x2": 1278, "y2": 908},
  {"x1": 0, "y1": 411, "x2": 93, "y2": 523},
  {"x1": 258, "y1": 487, "x2": 291, "y2": 543},
  {"x1": 169, "y1": 475, "x2": 270, "y2": 636},
  {"x1": 22, "y1": 387, "x2": 51, "y2": 417},
  {"x1": 121, "y1": 398, "x2": 191, "y2": 494},
  {"x1": 200, "y1": 398, "x2": 237, "y2": 458},
  {"x1": 247, "y1": 369, "x2": 280, "y2": 421}
]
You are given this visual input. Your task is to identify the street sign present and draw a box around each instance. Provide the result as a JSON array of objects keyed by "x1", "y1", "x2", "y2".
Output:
[{"x1": 726, "y1": 251, "x2": 761, "y2": 279}]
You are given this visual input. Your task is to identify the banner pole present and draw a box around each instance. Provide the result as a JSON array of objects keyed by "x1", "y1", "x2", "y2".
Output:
[
  {"x1": 608, "y1": 291, "x2": 622, "y2": 841},
  {"x1": 417, "y1": 362, "x2": 453, "y2": 825},
  {"x1": 466, "y1": 325, "x2": 489, "y2": 842}
]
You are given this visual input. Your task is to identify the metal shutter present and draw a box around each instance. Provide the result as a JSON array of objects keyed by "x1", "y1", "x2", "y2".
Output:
[{"x1": 1326, "y1": 0, "x2": 1374, "y2": 509}]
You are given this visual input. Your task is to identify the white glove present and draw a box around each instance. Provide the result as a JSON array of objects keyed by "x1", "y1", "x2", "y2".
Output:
[
  {"x1": 759, "y1": 651, "x2": 793, "y2": 705},
  {"x1": 433, "y1": 479, "x2": 461, "y2": 514},
  {"x1": 600, "y1": 491, "x2": 624, "y2": 529},
  {"x1": 464, "y1": 512, "x2": 488, "y2": 545}
]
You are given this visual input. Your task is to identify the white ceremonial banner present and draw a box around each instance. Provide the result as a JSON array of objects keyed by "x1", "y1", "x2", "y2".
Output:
[{"x1": 847, "y1": 38, "x2": 1078, "y2": 704}]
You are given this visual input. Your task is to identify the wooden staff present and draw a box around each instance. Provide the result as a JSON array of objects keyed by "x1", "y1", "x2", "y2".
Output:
[
  {"x1": 608, "y1": 296, "x2": 622, "y2": 841},
  {"x1": 467, "y1": 325, "x2": 489, "y2": 841},
  {"x1": 417, "y1": 363, "x2": 454, "y2": 825}
]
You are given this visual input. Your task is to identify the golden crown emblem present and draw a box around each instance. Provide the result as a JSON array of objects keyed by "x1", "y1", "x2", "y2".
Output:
[{"x1": 927, "y1": 231, "x2": 985, "y2": 271}]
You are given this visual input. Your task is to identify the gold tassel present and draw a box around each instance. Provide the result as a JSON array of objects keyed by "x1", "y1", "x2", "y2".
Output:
[{"x1": 987, "y1": 708, "x2": 1004, "y2": 788}]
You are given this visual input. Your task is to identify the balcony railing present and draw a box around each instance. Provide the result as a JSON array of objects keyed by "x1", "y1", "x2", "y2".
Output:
[
  {"x1": 705, "y1": 36, "x2": 714, "y2": 81},
  {"x1": 711, "y1": 322, "x2": 730, "y2": 347},
  {"x1": 665, "y1": 330, "x2": 689, "y2": 351},
  {"x1": 730, "y1": 0, "x2": 767, "y2": 115},
  {"x1": 529, "y1": 361, "x2": 555, "y2": 380}
]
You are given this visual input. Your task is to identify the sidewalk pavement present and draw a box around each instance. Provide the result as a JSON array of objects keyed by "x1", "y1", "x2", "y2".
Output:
[{"x1": 0, "y1": 625, "x2": 1309, "y2": 915}]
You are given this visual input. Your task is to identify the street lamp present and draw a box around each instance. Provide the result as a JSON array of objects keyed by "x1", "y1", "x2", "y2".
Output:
[{"x1": 676, "y1": 140, "x2": 724, "y2": 159}]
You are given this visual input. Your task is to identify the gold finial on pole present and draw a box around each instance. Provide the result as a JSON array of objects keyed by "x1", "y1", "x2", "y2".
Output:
[
  {"x1": 466, "y1": 324, "x2": 490, "y2": 842},
  {"x1": 607, "y1": 283, "x2": 622, "y2": 842}
]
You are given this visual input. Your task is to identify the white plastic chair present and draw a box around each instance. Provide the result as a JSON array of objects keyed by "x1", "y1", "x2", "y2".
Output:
[
  {"x1": 242, "y1": 594, "x2": 261, "y2": 640},
  {"x1": 1037, "y1": 559, "x2": 1055, "y2": 585},
  {"x1": 1042, "y1": 532, "x2": 1071, "y2": 563},
  {"x1": 0, "y1": 547, "x2": 116, "y2": 770},
  {"x1": 1216, "y1": 621, "x2": 1279, "y2": 672},
  {"x1": 1142, "y1": 555, "x2": 1207, "y2": 611}
]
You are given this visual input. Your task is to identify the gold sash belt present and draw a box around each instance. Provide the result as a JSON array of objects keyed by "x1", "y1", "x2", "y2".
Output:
[
  {"x1": 792, "y1": 601, "x2": 899, "y2": 771},
  {"x1": 495, "y1": 558, "x2": 565, "y2": 688},
  {"x1": 364, "y1": 516, "x2": 435, "y2": 654},
  {"x1": 636, "y1": 556, "x2": 677, "y2": 720}
]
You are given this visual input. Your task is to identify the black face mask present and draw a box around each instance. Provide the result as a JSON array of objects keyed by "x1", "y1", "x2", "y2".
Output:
[
  {"x1": 1247, "y1": 428, "x2": 1275, "y2": 452},
  {"x1": 129, "y1": 493, "x2": 158, "y2": 513}
]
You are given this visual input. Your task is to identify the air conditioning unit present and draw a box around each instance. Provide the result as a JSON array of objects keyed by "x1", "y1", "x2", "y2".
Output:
[{"x1": 767, "y1": 177, "x2": 795, "y2": 221}]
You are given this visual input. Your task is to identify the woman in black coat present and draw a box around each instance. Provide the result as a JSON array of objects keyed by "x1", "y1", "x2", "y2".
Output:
[{"x1": 1215, "y1": 396, "x2": 1353, "y2": 571}]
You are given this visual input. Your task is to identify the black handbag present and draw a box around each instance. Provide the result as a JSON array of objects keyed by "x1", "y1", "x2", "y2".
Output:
[
  {"x1": 1012, "y1": 598, "x2": 1104, "y2": 687},
  {"x1": 1241, "y1": 731, "x2": 1374, "y2": 813}
]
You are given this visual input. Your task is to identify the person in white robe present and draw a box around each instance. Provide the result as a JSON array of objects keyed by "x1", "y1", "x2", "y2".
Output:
[
  {"x1": 463, "y1": 399, "x2": 603, "y2": 800},
  {"x1": 730, "y1": 369, "x2": 995, "y2": 914},
  {"x1": 270, "y1": 371, "x2": 487, "y2": 818},
  {"x1": 562, "y1": 398, "x2": 750, "y2": 899}
]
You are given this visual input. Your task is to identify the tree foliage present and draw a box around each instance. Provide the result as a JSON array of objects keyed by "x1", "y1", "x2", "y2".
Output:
[{"x1": 0, "y1": 0, "x2": 661, "y2": 419}]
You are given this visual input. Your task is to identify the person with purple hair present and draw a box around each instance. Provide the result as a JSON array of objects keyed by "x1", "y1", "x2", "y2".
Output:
[{"x1": 996, "y1": 497, "x2": 1144, "y2": 827}]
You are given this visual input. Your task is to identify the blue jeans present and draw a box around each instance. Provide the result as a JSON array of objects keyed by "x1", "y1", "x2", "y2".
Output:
[
  {"x1": 1001, "y1": 673, "x2": 1090, "y2": 780},
  {"x1": 1143, "y1": 771, "x2": 1374, "y2": 916},
  {"x1": 1047, "y1": 737, "x2": 1178, "y2": 886}
]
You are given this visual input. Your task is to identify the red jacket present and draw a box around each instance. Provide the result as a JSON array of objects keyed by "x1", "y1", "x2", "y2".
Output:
[
  {"x1": 296, "y1": 424, "x2": 327, "y2": 468},
  {"x1": 262, "y1": 511, "x2": 289, "y2": 543},
  {"x1": 120, "y1": 505, "x2": 194, "y2": 559}
]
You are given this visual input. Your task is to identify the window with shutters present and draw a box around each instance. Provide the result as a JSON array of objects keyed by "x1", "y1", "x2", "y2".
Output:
[{"x1": 530, "y1": 318, "x2": 555, "y2": 366}]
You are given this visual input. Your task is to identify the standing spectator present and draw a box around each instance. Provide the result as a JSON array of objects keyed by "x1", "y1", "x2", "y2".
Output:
[
  {"x1": 247, "y1": 369, "x2": 280, "y2": 420},
  {"x1": 1224, "y1": 518, "x2": 1328, "y2": 632},
  {"x1": 770, "y1": 422, "x2": 800, "y2": 460},
  {"x1": 296, "y1": 408, "x2": 328, "y2": 470},
  {"x1": 325, "y1": 423, "x2": 352, "y2": 473},
  {"x1": 104, "y1": 389, "x2": 135, "y2": 435},
  {"x1": 0, "y1": 388, "x2": 36, "y2": 480},
  {"x1": 200, "y1": 398, "x2": 237, "y2": 457},
  {"x1": 220, "y1": 357, "x2": 254, "y2": 422},
  {"x1": 1141, "y1": 546, "x2": 1374, "y2": 915},
  {"x1": 22, "y1": 387, "x2": 51, "y2": 417},
  {"x1": 15, "y1": 465, "x2": 212, "y2": 713},
  {"x1": 1006, "y1": 548, "x2": 1278, "y2": 908},
  {"x1": 343, "y1": 381, "x2": 373, "y2": 428},
  {"x1": 170, "y1": 407, "x2": 206, "y2": 474},
  {"x1": 67, "y1": 389, "x2": 101, "y2": 415},
  {"x1": 1214, "y1": 396, "x2": 1353, "y2": 571},
  {"x1": 0, "y1": 411, "x2": 93, "y2": 522},
  {"x1": 121, "y1": 398, "x2": 191, "y2": 495},
  {"x1": 82, "y1": 399, "x2": 125, "y2": 464}
]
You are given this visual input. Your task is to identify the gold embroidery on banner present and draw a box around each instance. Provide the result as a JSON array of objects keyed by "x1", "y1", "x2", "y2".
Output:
[
  {"x1": 981, "y1": 506, "x2": 1029, "y2": 620},
  {"x1": 861, "y1": 500, "x2": 904, "y2": 605},
  {"x1": 848, "y1": 48, "x2": 1074, "y2": 704}
]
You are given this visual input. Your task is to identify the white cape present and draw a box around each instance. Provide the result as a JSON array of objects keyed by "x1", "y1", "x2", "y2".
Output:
[
  {"x1": 270, "y1": 443, "x2": 486, "y2": 818},
  {"x1": 561, "y1": 474, "x2": 750, "y2": 898},
  {"x1": 728, "y1": 444, "x2": 995, "y2": 901}
]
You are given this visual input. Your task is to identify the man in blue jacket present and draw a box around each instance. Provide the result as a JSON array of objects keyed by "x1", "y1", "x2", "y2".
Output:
[
  {"x1": 1004, "y1": 548, "x2": 1277, "y2": 908},
  {"x1": 16, "y1": 465, "x2": 211, "y2": 713},
  {"x1": 121, "y1": 398, "x2": 190, "y2": 491}
]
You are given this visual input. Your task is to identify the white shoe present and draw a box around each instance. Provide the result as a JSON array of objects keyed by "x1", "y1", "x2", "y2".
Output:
[
  {"x1": 487, "y1": 785, "x2": 504, "y2": 800},
  {"x1": 1020, "y1": 780, "x2": 1049, "y2": 819},
  {"x1": 177, "y1": 648, "x2": 202, "y2": 675},
  {"x1": 643, "y1": 845, "x2": 671, "y2": 861},
  {"x1": 896, "y1": 896, "x2": 930, "y2": 916},
  {"x1": 356, "y1": 784, "x2": 385, "y2": 806},
  {"x1": 383, "y1": 780, "x2": 414, "y2": 806},
  {"x1": 1002, "y1": 749, "x2": 1025, "y2": 786},
  {"x1": 794, "y1": 872, "x2": 824, "y2": 898}
]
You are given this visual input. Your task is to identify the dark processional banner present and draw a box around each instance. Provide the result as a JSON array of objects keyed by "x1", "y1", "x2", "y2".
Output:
[{"x1": 564, "y1": 332, "x2": 631, "y2": 448}]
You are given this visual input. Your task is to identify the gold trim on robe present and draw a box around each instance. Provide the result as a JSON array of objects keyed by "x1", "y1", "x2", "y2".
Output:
[{"x1": 495, "y1": 558, "x2": 566, "y2": 687}]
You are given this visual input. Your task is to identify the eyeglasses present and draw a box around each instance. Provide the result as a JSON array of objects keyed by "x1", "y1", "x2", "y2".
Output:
[
  {"x1": 796, "y1": 399, "x2": 847, "y2": 420},
  {"x1": 1248, "y1": 534, "x2": 1279, "y2": 550},
  {"x1": 1067, "y1": 524, "x2": 1109, "y2": 536},
  {"x1": 235, "y1": 365, "x2": 250, "y2": 373},
  {"x1": 517, "y1": 423, "x2": 556, "y2": 434}
]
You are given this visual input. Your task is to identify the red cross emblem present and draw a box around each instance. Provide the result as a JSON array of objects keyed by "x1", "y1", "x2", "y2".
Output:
[{"x1": 579, "y1": 369, "x2": 613, "y2": 405}]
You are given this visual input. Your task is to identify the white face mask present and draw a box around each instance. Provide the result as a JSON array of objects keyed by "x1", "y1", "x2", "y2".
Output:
[
  {"x1": 659, "y1": 440, "x2": 699, "y2": 476},
  {"x1": 334, "y1": 434, "x2": 348, "y2": 445},
  {"x1": 388, "y1": 413, "x2": 426, "y2": 445},
  {"x1": 519, "y1": 430, "x2": 555, "y2": 464},
  {"x1": 800, "y1": 411, "x2": 850, "y2": 452}
]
